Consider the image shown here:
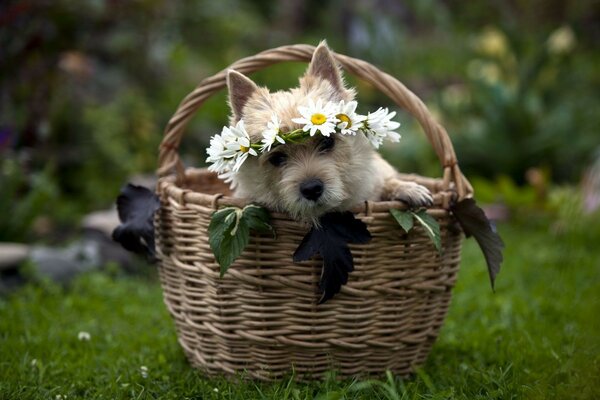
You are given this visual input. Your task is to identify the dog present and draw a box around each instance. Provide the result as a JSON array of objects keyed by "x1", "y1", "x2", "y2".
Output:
[{"x1": 222, "y1": 42, "x2": 432, "y2": 223}]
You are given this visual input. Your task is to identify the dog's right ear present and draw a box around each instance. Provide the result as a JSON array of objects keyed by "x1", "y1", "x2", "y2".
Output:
[
  {"x1": 306, "y1": 42, "x2": 345, "y2": 94},
  {"x1": 227, "y1": 70, "x2": 258, "y2": 121}
]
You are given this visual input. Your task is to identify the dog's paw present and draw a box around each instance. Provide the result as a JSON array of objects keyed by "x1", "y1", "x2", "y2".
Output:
[{"x1": 386, "y1": 180, "x2": 434, "y2": 208}]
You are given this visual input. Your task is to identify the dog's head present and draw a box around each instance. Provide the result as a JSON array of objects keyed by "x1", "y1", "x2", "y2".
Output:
[{"x1": 225, "y1": 43, "x2": 378, "y2": 222}]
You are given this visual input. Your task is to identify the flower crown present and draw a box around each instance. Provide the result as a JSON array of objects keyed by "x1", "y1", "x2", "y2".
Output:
[{"x1": 206, "y1": 99, "x2": 401, "y2": 183}]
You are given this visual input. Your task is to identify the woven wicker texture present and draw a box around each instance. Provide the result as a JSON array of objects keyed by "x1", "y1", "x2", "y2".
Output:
[{"x1": 155, "y1": 44, "x2": 472, "y2": 381}]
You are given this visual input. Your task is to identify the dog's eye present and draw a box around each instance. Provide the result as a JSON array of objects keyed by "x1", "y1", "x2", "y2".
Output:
[
  {"x1": 318, "y1": 136, "x2": 335, "y2": 153},
  {"x1": 268, "y1": 152, "x2": 287, "y2": 167}
]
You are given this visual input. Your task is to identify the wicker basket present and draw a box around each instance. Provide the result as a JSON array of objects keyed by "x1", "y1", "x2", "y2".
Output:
[{"x1": 155, "y1": 44, "x2": 473, "y2": 381}]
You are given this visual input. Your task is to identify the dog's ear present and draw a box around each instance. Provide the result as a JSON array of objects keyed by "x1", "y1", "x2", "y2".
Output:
[
  {"x1": 227, "y1": 69, "x2": 258, "y2": 121},
  {"x1": 306, "y1": 42, "x2": 345, "y2": 94}
]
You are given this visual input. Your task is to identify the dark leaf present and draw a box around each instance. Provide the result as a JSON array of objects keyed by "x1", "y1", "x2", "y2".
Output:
[
  {"x1": 452, "y1": 198, "x2": 504, "y2": 289},
  {"x1": 293, "y1": 211, "x2": 371, "y2": 304},
  {"x1": 293, "y1": 226, "x2": 324, "y2": 263},
  {"x1": 318, "y1": 244, "x2": 355, "y2": 304},
  {"x1": 112, "y1": 184, "x2": 160, "y2": 259},
  {"x1": 320, "y1": 211, "x2": 372, "y2": 244},
  {"x1": 390, "y1": 209, "x2": 414, "y2": 233},
  {"x1": 412, "y1": 210, "x2": 442, "y2": 252}
]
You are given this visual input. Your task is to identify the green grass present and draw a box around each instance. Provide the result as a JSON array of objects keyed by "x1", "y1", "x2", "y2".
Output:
[{"x1": 1, "y1": 222, "x2": 599, "y2": 399}]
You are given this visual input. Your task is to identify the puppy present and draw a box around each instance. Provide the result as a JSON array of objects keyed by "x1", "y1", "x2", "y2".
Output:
[{"x1": 223, "y1": 43, "x2": 432, "y2": 223}]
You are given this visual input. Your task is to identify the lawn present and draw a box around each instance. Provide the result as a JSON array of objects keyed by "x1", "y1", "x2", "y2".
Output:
[{"x1": 1, "y1": 221, "x2": 599, "y2": 399}]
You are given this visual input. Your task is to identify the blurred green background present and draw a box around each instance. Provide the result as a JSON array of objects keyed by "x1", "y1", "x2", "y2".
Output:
[
  {"x1": 2, "y1": 0, "x2": 599, "y2": 240},
  {"x1": 2, "y1": 2, "x2": 600, "y2": 398}
]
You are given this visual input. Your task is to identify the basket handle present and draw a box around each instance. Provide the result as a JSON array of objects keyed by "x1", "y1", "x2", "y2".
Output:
[{"x1": 158, "y1": 44, "x2": 473, "y2": 200}]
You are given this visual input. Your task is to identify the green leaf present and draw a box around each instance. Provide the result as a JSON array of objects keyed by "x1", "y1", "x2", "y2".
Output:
[
  {"x1": 208, "y1": 205, "x2": 274, "y2": 278},
  {"x1": 314, "y1": 391, "x2": 345, "y2": 400},
  {"x1": 412, "y1": 210, "x2": 442, "y2": 252},
  {"x1": 208, "y1": 207, "x2": 236, "y2": 254},
  {"x1": 389, "y1": 208, "x2": 442, "y2": 253},
  {"x1": 348, "y1": 379, "x2": 384, "y2": 392},
  {"x1": 219, "y1": 217, "x2": 249, "y2": 277},
  {"x1": 208, "y1": 207, "x2": 249, "y2": 277},
  {"x1": 390, "y1": 209, "x2": 414, "y2": 233},
  {"x1": 414, "y1": 367, "x2": 436, "y2": 392},
  {"x1": 242, "y1": 204, "x2": 275, "y2": 237}
]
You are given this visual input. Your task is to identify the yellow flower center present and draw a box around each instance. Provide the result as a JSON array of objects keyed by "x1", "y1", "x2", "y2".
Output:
[
  {"x1": 240, "y1": 145, "x2": 249, "y2": 153},
  {"x1": 336, "y1": 113, "x2": 351, "y2": 128},
  {"x1": 310, "y1": 113, "x2": 327, "y2": 125}
]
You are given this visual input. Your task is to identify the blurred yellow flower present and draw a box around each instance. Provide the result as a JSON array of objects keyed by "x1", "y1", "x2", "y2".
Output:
[
  {"x1": 547, "y1": 26, "x2": 576, "y2": 55},
  {"x1": 441, "y1": 85, "x2": 471, "y2": 108},
  {"x1": 467, "y1": 60, "x2": 502, "y2": 84},
  {"x1": 475, "y1": 27, "x2": 509, "y2": 58}
]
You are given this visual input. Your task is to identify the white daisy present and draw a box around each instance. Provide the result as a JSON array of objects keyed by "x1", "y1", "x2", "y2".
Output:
[
  {"x1": 292, "y1": 99, "x2": 339, "y2": 137},
  {"x1": 218, "y1": 169, "x2": 236, "y2": 185},
  {"x1": 206, "y1": 120, "x2": 257, "y2": 174},
  {"x1": 335, "y1": 100, "x2": 367, "y2": 135},
  {"x1": 364, "y1": 107, "x2": 401, "y2": 148},
  {"x1": 206, "y1": 133, "x2": 230, "y2": 173},
  {"x1": 77, "y1": 331, "x2": 91, "y2": 341},
  {"x1": 232, "y1": 146, "x2": 257, "y2": 172},
  {"x1": 260, "y1": 115, "x2": 285, "y2": 152}
]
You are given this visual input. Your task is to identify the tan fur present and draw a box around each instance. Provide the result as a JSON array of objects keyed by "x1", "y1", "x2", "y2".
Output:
[{"x1": 227, "y1": 42, "x2": 432, "y2": 222}]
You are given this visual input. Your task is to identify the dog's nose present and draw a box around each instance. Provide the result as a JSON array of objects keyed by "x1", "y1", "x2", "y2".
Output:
[{"x1": 300, "y1": 178, "x2": 324, "y2": 201}]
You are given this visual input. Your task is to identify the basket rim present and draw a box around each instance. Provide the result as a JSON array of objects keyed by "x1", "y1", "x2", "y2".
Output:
[{"x1": 157, "y1": 167, "x2": 458, "y2": 215}]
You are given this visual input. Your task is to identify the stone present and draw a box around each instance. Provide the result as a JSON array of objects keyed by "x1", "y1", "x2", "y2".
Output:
[
  {"x1": 30, "y1": 240, "x2": 102, "y2": 284},
  {"x1": 0, "y1": 243, "x2": 30, "y2": 270},
  {"x1": 81, "y1": 208, "x2": 120, "y2": 238},
  {"x1": 82, "y1": 229, "x2": 138, "y2": 273},
  {"x1": 128, "y1": 174, "x2": 157, "y2": 190},
  {"x1": 583, "y1": 156, "x2": 600, "y2": 214}
]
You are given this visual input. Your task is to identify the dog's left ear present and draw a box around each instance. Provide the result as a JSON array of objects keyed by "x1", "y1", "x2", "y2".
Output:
[{"x1": 306, "y1": 42, "x2": 345, "y2": 94}]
